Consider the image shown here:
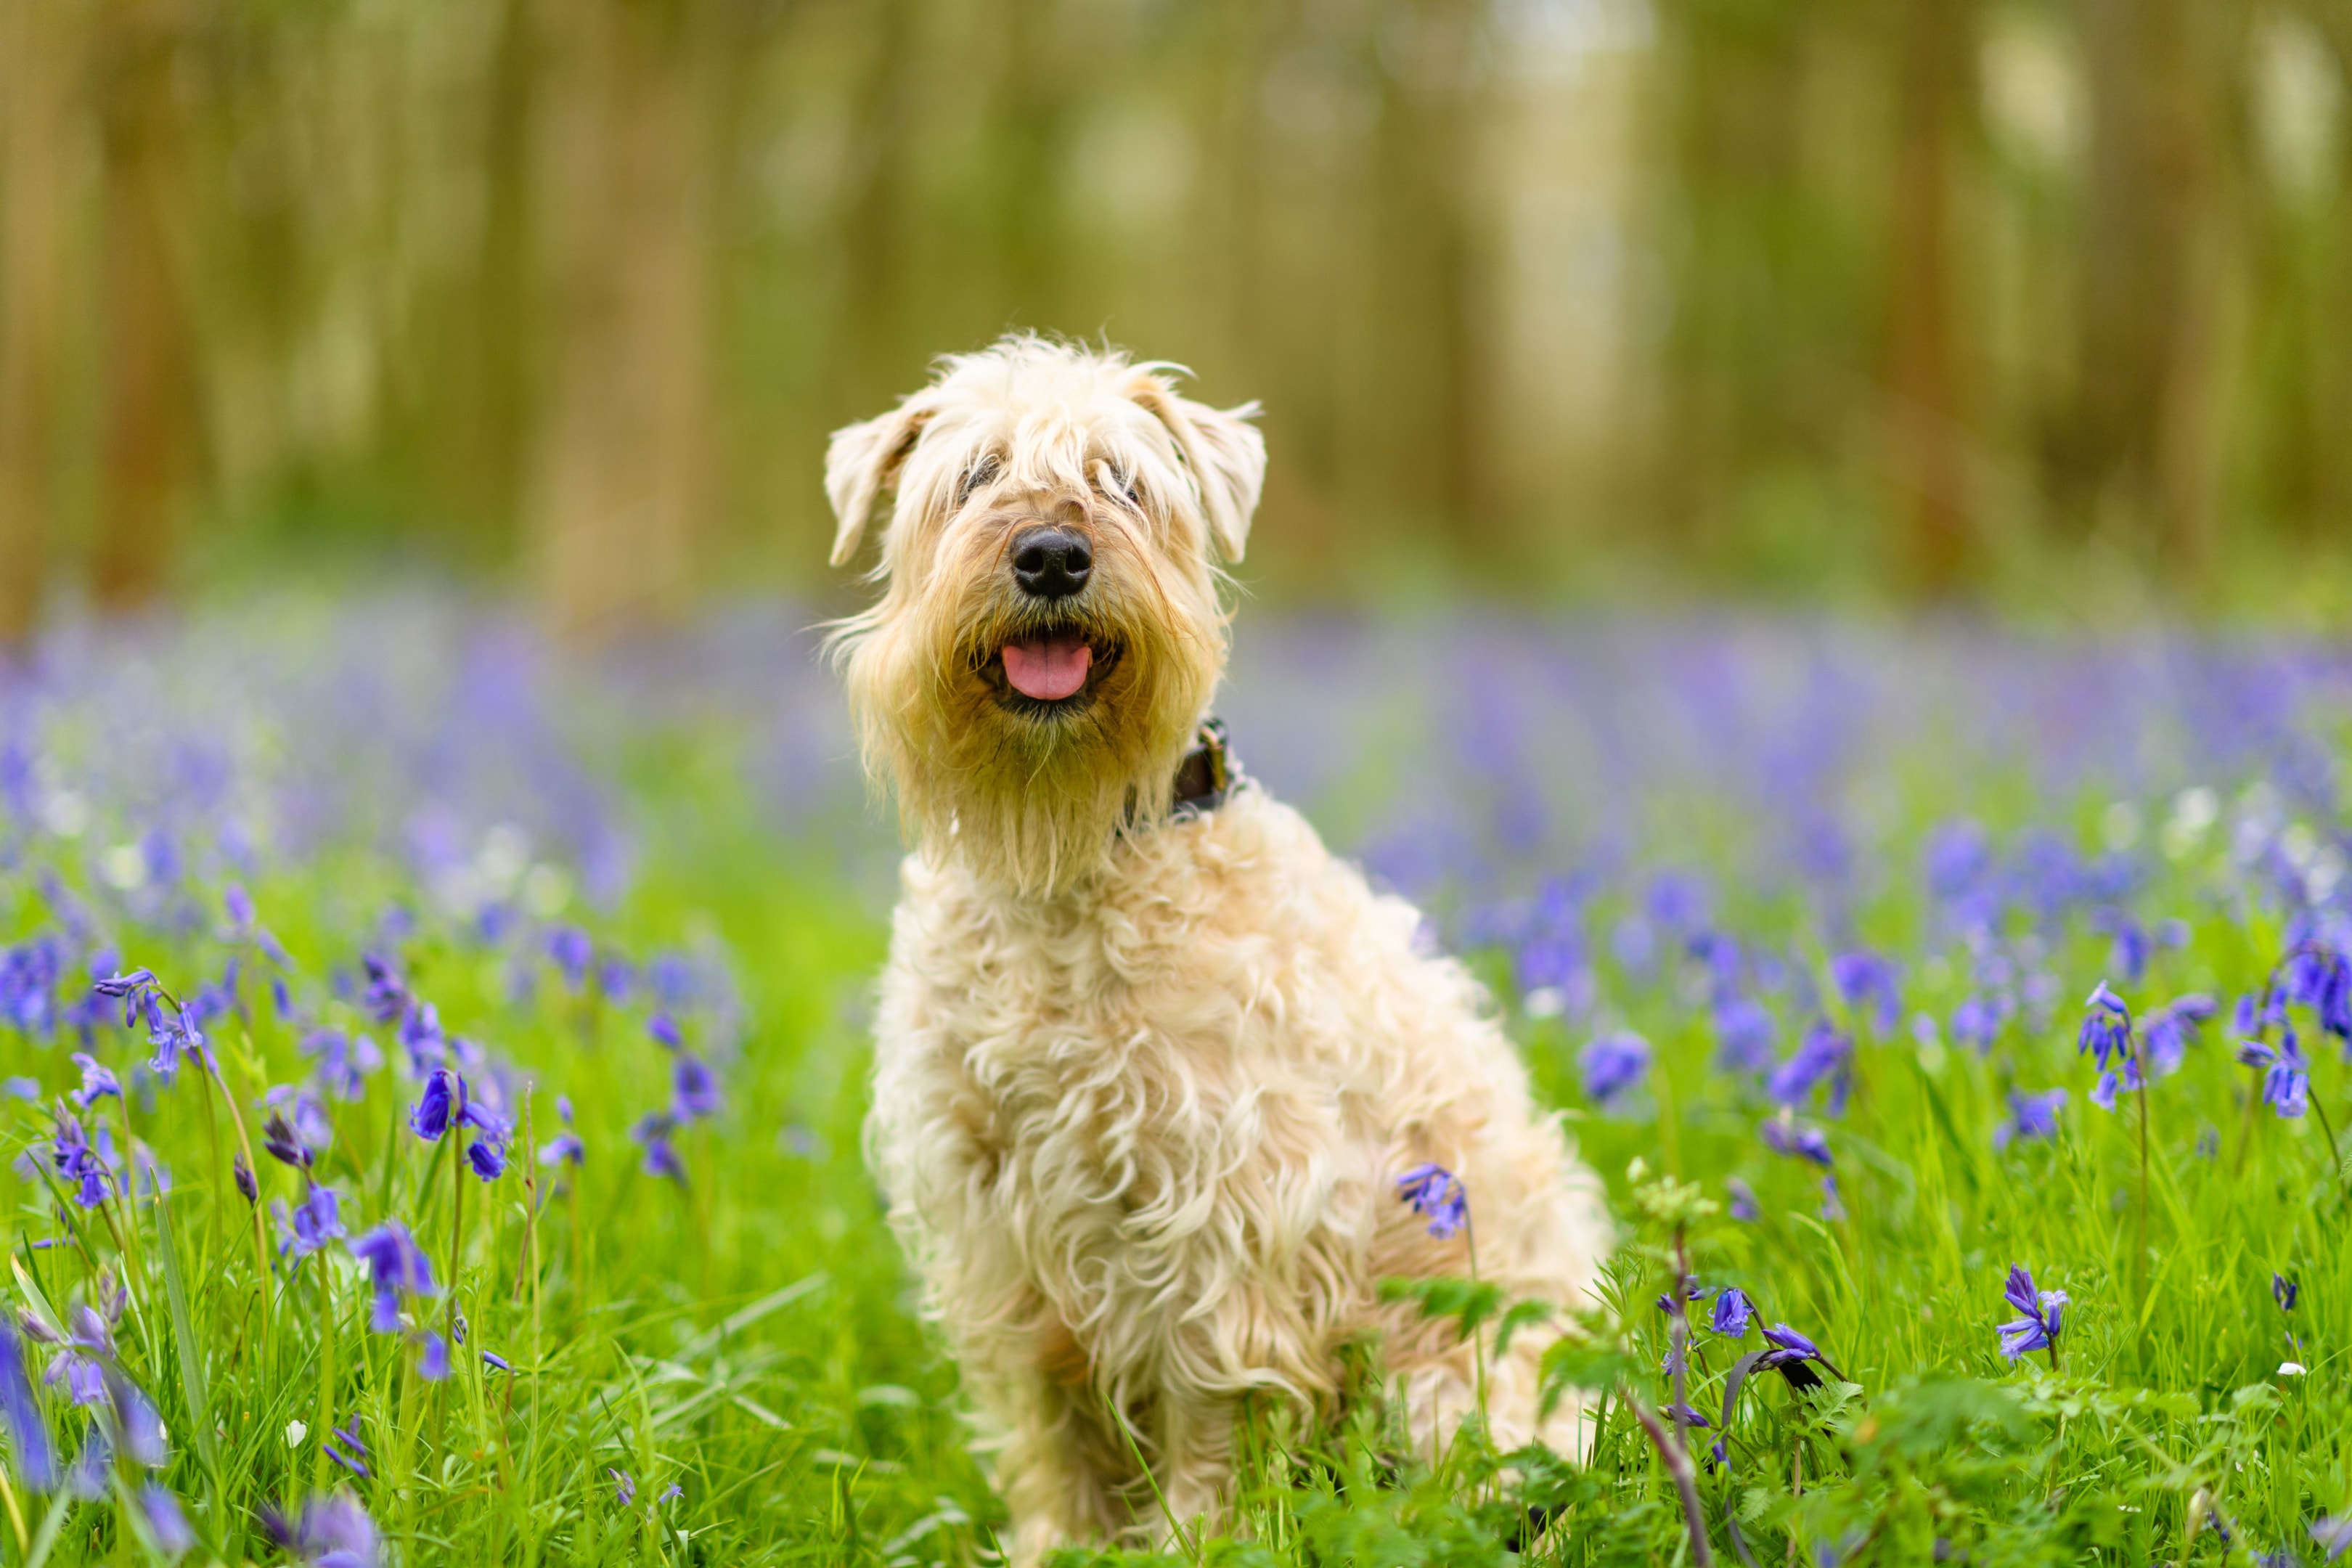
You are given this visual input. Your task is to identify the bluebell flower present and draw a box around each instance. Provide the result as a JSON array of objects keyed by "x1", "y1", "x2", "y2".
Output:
[
  {"x1": 1994, "y1": 1088, "x2": 2067, "y2": 1148},
  {"x1": 671, "y1": 1057, "x2": 722, "y2": 1122},
  {"x1": 2312, "y1": 1515, "x2": 2352, "y2": 1564},
  {"x1": 1665, "y1": 1400, "x2": 1710, "y2": 1429},
  {"x1": 48, "y1": 1113, "x2": 115, "y2": 1208},
  {"x1": 2237, "y1": 1029, "x2": 2311, "y2": 1118},
  {"x1": 1395, "y1": 1162, "x2": 1469, "y2": 1238},
  {"x1": 350, "y1": 1222, "x2": 437, "y2": 1333},
  {"x1": 1757, "y1": 1323, "x2": 1837, "y2": 1387},
  {"x1": 2274, "y1": 1274, "x2": 2299, "y2": 1313},
  {"x1": 359, "y1": 954, "x2": 411, "y2": 1026},
  {"x1": 104, "y1": 1366, "x2": 167, "y2": 1466},
  {"x1": 548, "y1": 928, "x2": 594, "y2": 991},
  {"x1": 648, "y1": 1013, "x2": 683, "y2": 1051},
  {"x1": 1726, "y1": 1177, "x2": 1759, "y2": 1222},
  {"x1": 611, "y1": 1468, "x2": 637, "y2": 1506},
  {"x1": 262, "y1": 1111, "x2": 315, "y2": 1172},
  {"x1": 68, "y1": 1054, "x2": 118, "y2": 1110},
  {"x1": 1996, "y1": 1264, "x2": 2067, "y2": 1360},
  {"x1": 1829, "y1": 951, "x2": 1900, "y2": 1032},
  {"x1": 1578, "y1": 1032, "x2": 1650, "y2": 1106},
  {"x1": 658, "y1": 1482, "x2": 684, "y2": 1505},
  {"x1": 261, "y1": 1492, "x2": 380, "y2": 1568},
  {"x1": 1949, "y1": 995, "x2": 2003, "y2": 1053},
  {"x1": 301, "y1": 1029, "x2": 383, "y2": 1103},
  {"x1": 233, "y1": 1153, "x2": 258, "y2": 1205},
  {"x1": 1760, "y1": 1112, "x2": 1833, "y2": 1167},
  {"x1": 2141, "y1": 995, "x2": 2217, "y2": 1077},
  {"x1": 633, "y1": 1114, "x2": 686, "y2": 1183},
  {"x1": 91, "y1": 968, "x2": 156, "y2": 1001},
  {"x1": 1711, "y1": 1286, "x2": 1753, "y2": 1337},
  {"x1": 2090, "y1": 1055, "x2": 2144, "y2": 1112},
  {"x1": 2078, "y1": 982, "x2": 2134, "y2": 1071},
  {"x1": 1712, "y1": 997, "x2": 1778, "y2": 1074},
  {"x1": 417, "y1": 1331, "x2": 451, "y2": 1382},
  {"x1": 410, "y1": 1069, "x2": 460, "y2": 1141},
  {"x1": 481, "y1": 1350, "x2": 511, "y2": 1373},
  {"x1": 286, "y1": 1185, "x2": 346, "y2": 1257},
  {"x1": 0, "y1": 1320, "x2": 53, "y2": 1492},
  {"x1": 139, "y1": 1483, "x2": 194, "y2": 1556},
  {"x1": 1768, "y1": 1021, "x2": 1853, "y2": 1115}
]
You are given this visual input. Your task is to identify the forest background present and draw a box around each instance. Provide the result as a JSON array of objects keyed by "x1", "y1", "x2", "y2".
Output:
[{"x1": 1, "y1": 0, "x2": 2348, "y2": 641}]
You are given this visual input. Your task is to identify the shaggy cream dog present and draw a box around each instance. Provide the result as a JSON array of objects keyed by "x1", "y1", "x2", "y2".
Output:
[{"x1": 825, "y1": 336, "x2": 1611, "y2": 1561}]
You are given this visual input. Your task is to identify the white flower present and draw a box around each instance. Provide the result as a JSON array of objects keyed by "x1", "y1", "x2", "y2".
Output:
[{"x1": 2279, "y1": 1361, "x2": 2306, "y2": 1376}]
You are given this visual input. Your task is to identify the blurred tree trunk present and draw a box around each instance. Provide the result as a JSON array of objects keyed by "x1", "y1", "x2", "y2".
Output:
[
  {"x1": 0, "y1": 0, "x2": 84, "y2": 649},
  {"x1": 1885, "y1": 0, "x2": 1975, "y2": 598},
  {"x1": 529, "y1": 0, "x2": 711, "y2": 640},
  {"x1": 2071, "y1": 0, "x2": 2237, "y2": 579},
  {"x1": 835, "y1": 0, "x2": 915, "y2": 423},
  {"x1": 453, "y1": 0, "x2": 539, "y2": 539},
  {"x1": 93, "y1": 0, "x2": 197, "y2": 616},
  {"x1": 1365, "y1": 0, "x2": 1493, "y2": 548}
]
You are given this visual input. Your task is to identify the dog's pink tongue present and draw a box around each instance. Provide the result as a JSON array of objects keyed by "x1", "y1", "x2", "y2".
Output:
[{"x1": 1002, "y1": 634, "x2": 1093, "y2": 701}]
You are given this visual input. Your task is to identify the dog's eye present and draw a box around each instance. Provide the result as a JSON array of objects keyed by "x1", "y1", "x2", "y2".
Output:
[
  {"x1": 1091, "y1": 462, "x2": 1143, "y2": 511},
  {"x1": 955, "y1": 454, "x2": 1001, "y2": 507}
]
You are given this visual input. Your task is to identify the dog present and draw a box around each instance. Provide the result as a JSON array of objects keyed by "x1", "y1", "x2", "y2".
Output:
[{"x1": 825, "y1": 336, "x2": 1612, "y2": 1561}]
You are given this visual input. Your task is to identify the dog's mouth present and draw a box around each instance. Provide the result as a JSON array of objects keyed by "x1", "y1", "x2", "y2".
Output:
[{"x1": 981, "y1": 627, "x2": 1121, "y2": 714}]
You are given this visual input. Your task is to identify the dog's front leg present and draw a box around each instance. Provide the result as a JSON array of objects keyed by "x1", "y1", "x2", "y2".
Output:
[{"x1": 981, "y1": 1364, "x2": 1141, "y2": 1565}]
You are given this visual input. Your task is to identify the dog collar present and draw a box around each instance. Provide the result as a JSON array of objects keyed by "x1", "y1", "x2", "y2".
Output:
[{"x1": 1169, "y1": 717, "x2": 1240, "y2": 820}]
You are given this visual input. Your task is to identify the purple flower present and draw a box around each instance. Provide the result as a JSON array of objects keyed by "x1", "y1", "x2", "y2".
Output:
[
  {"x1": 2090, "y1": 1055, "x2": 2144, "y2": 1112},
  {"x1": 1995, "y1": 1089, "x2": 2067, "y2": 1148},
  {"x1": 0, "y1": 1321, "x2": 54, "y2": 1492},
  {"x1": 302, "y1": 1030, "x2": 383, "y2": 1103},
  {"x1": 1578, "y1": 1032, "x2": 1650, "y2": 1106},
  {"x1": 2312, "y1": 1515, "x2": 2352, "y2": 1564},
  {"x1": 359, "y1": 954, "x2": 411, "y2": 1026},
  {"x1": 286, "y1": 1185, "x2": 346, "y2": 1257},
  {"x1": 648, "y1": 1013, "x2": 683, "y2": 1051},
  {"x1": 1760, "y1": 1112, "x2": 1833, "y2": 1167},
  {"x1": 671, "y1": 1057, "x2": 722, "y2": 1123},
  {"x1": 139, "y1": 1483, "x2": 195, "y2": 1556},
  {"x1": 261, "y1": 1492, "x2": 381, "y2": 1568},
  {"x1": 324, "y1": 1420, "x2": 371, "y2": 1477},
  {"x1": 2238, "y1": 1030, "x2": 2311, "y2": 1118},
  {"x1": 466, "y1": 1135, "x2": 508, "y2": 1180},
  {"x1": 1712, "y1": 997, "x2": 1778, "y2": 1074},
  {"x1": 68, "y1": 1054, "x2": 119, "y2": 1110},
  {"x1": 2274, "y1": 1274, "x2": 2299, "y2": 1313},
  {"x1": 1665, "y1": 1400, "x2": 1710, "y2": 1429},
  {"x1": 1726, "y1": 1177, "x2": 1759, "y2": 1222},
  {"x1": 1711, "y1": 1286, "x2": 1753, "y2": 1338},
  {"x1": 1996, "y1": 1263, "x2": 2067, "y2": 1360},
  {"x1": 481, "y1": 1350, "x2": 511, "y2": 1373},
  {"x1": 633, "y1": 1114, "x2": 686, "y2": 1183},
  {"x1": 1829, "y1": 951, "x2": 1900, "y2": 1032},
  {"x1": 349, "y1": 1223, "x2": 437, "y2": 1333},
  {"x1": 417, "y1": 1331, "x2": 450, "y2": 1382},
  {"x1": 611, "y1": 1468, "x2": 637, "y2": 1506},
  {"x1": 1757, "y1": 1322, "x2": 1837, "y2": 1387},
  {"x1": 2141, "y1": 995, "x2": 2216, "y2": 1076},
  {"x1": 2078, "y1": 982, "x2": 2134, "y2": 1071},
  {"x1": 1768, "y1": 1021, "x2": 1853, "y2": 1115},
  {"x1": 548, "y1": 928, "x2": 594, "y2": 990},
  {"x1": 1395, "y1": 1162, "x2": 1469, "y2": 1239},
  {"x1": 48, "y1": 1113, "x2": 115, "y2": 1208},
  {"x1": 409, "y1": 1069, "x2": 460, "y2": 1141},
  {"x1": 233, "y1": 1153, "x2": 258, "y2": 1206},
  {"x1": 1949, "y1": 995, "x2": 2004, "y2": 1053},
  {"x1": 92, "y1": 968, "x2": 156, "y2": 1000}
]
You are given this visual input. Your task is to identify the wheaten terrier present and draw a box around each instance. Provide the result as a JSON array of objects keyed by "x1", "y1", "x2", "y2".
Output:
[{"x1": 825, "y1": 335, "x2": 1612, "y2": 1561}]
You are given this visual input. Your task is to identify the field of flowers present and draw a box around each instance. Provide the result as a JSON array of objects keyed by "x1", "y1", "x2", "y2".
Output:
[{"x1": 0, "y1": 590, "x2": 2348, "y2": 1567}]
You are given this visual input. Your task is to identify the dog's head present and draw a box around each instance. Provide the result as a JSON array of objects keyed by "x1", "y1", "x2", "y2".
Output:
[{"x1": 825, "y1": 335, "x2": 1266, "y2": 895}]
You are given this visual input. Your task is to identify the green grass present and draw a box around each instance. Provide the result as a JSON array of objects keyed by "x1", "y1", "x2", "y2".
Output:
[{"x1": 1, "y1": 674, "x2": 2349, "y2": 1568}]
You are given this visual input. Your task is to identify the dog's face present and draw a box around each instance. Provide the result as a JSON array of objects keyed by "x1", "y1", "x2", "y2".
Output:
[{"x1": 825, "y1": 338, "x2": 1266, "y2": 895}]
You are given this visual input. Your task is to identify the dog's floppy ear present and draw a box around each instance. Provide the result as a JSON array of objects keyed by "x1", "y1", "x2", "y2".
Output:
[
  {"x1": 1128, "y1": 372, "x2": 1267, "y2": 563},
  {"x1": 824, "y1": 399, "x2": 933, "y2": 568}
]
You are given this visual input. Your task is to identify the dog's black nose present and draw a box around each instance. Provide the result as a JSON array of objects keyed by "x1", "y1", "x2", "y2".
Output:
[{"x1": 1010, "y1": 526, "x2": 1093, "y2": 600}]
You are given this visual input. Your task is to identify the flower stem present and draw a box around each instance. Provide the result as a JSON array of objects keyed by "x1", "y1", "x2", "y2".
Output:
[
  {"x1": 208, "y1": 1048, "x2": 274, "y2": 1368},
  {"x1": 314, "y1": 1262, "x2": 337, "y2": 1493},
  {"x1": 2133, "y1": 1079, "x2": 2150, "y2": 1330},
  {"x1": 1625, "y1": 1385, "x2": 1714, "y2": 1568}
]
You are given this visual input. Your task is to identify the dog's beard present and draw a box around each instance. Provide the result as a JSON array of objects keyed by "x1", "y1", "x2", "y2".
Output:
[{"x1": 843, "y1": 536, "x2": 1222, "y2": 897}]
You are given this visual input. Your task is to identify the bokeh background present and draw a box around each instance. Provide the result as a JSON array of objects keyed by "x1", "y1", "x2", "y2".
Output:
[{"x1": 2, "y1": 0, "x2": 2349, "y2": 646}]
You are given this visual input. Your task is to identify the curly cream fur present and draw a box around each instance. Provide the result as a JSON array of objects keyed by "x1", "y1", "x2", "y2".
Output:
[{"x1": 828, "y1": 337, "x2": 1612, "y2": 1560}]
